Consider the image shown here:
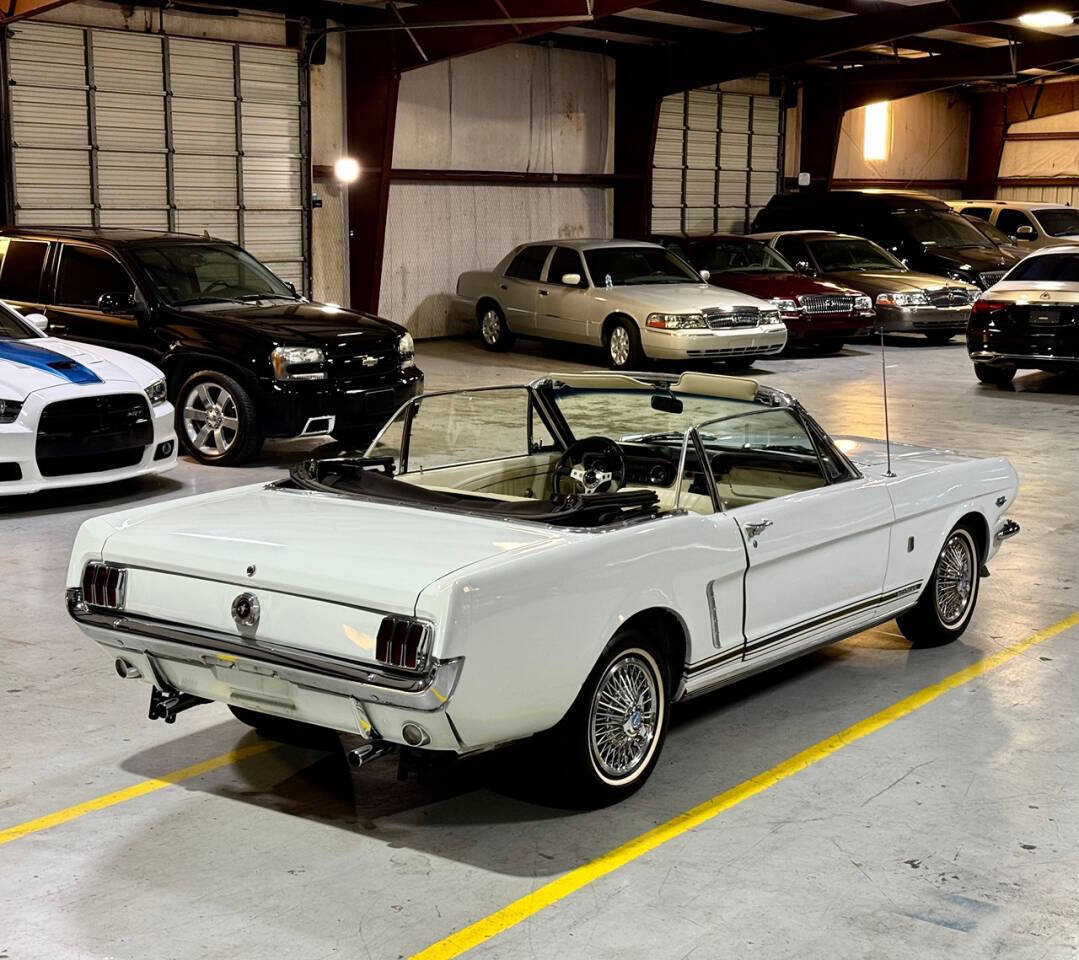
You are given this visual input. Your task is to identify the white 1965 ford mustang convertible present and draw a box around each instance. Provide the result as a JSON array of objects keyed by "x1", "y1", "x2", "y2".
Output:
[{"x1": 67, "y1": 372, "x2": 1019, "y2": 803}]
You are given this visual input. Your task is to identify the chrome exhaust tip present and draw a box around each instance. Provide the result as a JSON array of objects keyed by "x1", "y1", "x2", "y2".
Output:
[
  {"x1": 346, "y1": 741, "x2": 394, "y2": 769},
  {"x1": 114, "y1": 658, "x2": 141, "y2": 680}
]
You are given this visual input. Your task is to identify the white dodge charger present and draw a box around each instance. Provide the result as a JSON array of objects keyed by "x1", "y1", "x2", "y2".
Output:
[
  {"x1": 67, "y1": 371, "x2": 1018, "y2": 804},
  {"x1": 0, "y1": 300, "x2": 177, "y2": 495}
]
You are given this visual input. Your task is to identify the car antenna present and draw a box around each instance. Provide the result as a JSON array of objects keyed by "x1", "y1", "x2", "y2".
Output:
[{"x1": 879, "y1": 324, "x2": 895, "y2": 478}]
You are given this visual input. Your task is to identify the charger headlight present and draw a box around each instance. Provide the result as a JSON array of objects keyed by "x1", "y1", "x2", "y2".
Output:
[
  {"x1": 646, "y1": 313, "x2": 707, "y2": 330},
  {"x1": 144, "y1": 378, "x2": 167, "y2": 405},
  {"x1": 398, "y1": 332, "x2": 416, "y2": 369},
  {"x1": 0, "y1": 398, "x2": 22, "y2": 424},
  {"x1": 271, "y1": 346, "x2": 327, "y2": 381}
]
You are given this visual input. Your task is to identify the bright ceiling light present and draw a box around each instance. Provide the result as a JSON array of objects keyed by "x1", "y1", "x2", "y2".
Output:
[
  {"x1": 334, "y1": 157, "x2": 361, "y2": 184},
  {"x1": 1018, "y1": 9, "x2": 1074, "y2": 27},
  {"x1": 863, "y1": 101, "x2": 890, "y2": 162}
]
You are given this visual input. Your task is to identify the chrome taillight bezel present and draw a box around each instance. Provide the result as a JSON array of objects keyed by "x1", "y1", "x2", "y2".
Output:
[
  {"x1": 375, "y1": 615, "x2": 432, "y2": 672},
  {"x1": 81, "y1": 561, "x2": 127, "y2": 611}
]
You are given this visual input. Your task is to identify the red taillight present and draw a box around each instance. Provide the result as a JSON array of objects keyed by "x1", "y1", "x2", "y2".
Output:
[
  {"x1": 375, "y1": 616, "x2": 428, "y2": 670},
  {"x1": 82, "y1": 562, "x2": 126, "y2": 609},
  {"x1": 971, "y1": 299, "x2": 1007, "y2": 315}
]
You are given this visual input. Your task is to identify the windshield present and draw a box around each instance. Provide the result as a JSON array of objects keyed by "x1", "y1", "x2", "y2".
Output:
[
  {"x1": 0, "y1": 300, "x2": 37, "y2": 339},
  {"x1": 1002, "y1": 252, "x2": 1079, "y2": 283},
  {"x1": 1032, "y1": 207, "x2": 1079, "y2": 238},
  {"x1": 808, "y1": 238, "x2": 906, "y2": 272},
  {"x1": 583, "y1": 247, "x2": 701, "y2": 287},
  {"x1": 691, "y1": 241, "x2": 793, "y2": 275},
  {"x1": 894, "y1": 211, "x2": 995, "y2": 249},
  {"x1": 968, "y1": 217, "x2": 1012, "y2": 246},
  {"x1": 130, "y1": 242, "x2": 297, "y2": 306},
  {"x1": 552, "y1": 385, "x2": 756, "y2": 443}
]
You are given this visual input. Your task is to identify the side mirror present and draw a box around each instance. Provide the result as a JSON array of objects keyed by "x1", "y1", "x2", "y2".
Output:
[
  {"x1": 698, "y1": 269, "x2": 711, "y2": 281},
  {"x1": 560, "y1": 272, "x2": 582, "y2": 287},
  {"x1": 794, "y1": 260, "x2": 814, "y2": 276},
  {"x1": 286, "y1": 281, "x2": 299, "y2": 297},
  {"x1": 25, "y1": 312, "x2": 49, "y2": 331},
  {"x1": 1015, "y1": 225, "x2": 1035, "y2": 239},
  {"x1": 98, "y1": 291, "x2": 136, "y2": 314}
]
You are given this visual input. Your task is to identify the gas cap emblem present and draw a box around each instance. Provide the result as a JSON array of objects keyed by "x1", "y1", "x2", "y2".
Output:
[{"x1": 231, "y1": 592, "x2": 261, "y2": 630}]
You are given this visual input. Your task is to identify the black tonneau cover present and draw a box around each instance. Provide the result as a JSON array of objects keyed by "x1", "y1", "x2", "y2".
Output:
[{"x1": 286, "y1": 458, "x2": 660, "y2": 528}]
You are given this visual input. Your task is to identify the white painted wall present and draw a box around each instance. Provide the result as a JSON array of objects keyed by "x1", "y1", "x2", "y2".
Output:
[
  {"x1": 380, "y1": 44, "x2": 615, "y2": 338},
  {"x1": 833, "y1": 92, "x2": 970, "y2": 186}
]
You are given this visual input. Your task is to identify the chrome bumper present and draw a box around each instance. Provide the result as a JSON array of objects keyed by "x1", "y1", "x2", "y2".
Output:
[
  {"x1": 66, "y1": 591, "x2": 462, "y2": 714},
  {"x1": 996, "y1": 518, "x2": 1020, "y2": 542}
]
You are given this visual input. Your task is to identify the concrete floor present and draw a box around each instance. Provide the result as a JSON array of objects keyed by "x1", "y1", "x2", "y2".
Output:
[{"x1": 2, "y1": 334, "x2": 1078, "y2": 959}]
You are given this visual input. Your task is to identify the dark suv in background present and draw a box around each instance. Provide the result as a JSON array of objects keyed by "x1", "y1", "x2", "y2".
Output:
[
  {"x1": 752, "y1": 190, "x2": 1021, "y2": 290},
  {"x1": 0, "y1": 228, "x2": 422, "y2": 465}
]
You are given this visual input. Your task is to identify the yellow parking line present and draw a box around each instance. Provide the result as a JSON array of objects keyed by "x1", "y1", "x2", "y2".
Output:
[
  {"x1": 410, "y1": 610, "x2": 1079, "y2": 960},
  {"x1": 0, "y1": 740, "x2": 278, "y2": 848}
]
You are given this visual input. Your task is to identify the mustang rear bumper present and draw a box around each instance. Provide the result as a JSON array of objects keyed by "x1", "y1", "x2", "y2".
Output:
[{"x1": 67, "y1": 597, "x2": 465, "y2": 749}]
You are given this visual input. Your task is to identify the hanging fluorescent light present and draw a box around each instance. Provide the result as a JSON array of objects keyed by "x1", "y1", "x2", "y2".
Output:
[
  {"x1": 864, "y1": 101, "x2": 890, "y2": 162},
  {"x1": 1018, "y1": 9, "x2": 1074, "y2": 27}
]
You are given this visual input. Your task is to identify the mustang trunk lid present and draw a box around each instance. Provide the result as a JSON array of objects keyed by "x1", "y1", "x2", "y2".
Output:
[{"x1": 98, "y1": 482, "x2": 561, "y2": 616}]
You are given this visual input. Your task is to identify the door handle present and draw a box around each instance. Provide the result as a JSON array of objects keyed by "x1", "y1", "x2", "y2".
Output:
[
  {"x1": 538, "y1": 289, "x2": 549, "y2": 296},
  {"x1": 744, "y1": 519, "x2": 773, "y2": 539}
]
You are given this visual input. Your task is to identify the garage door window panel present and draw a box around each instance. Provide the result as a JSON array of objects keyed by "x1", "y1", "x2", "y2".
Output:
[
  {"x1": 57, "y1": 246, "x2": 135, "y2": 308},
  {"x1": 0, "y1": 239, "x2": 50, "y2": 303}
]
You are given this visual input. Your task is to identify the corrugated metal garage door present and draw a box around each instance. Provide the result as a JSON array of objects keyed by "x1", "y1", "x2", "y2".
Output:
[
  {"x1": 3, "y1": 20, "x2": 307, "y2": 290},
  {"x1": 652, "y1": 88, "x2": 782, "y2": 236}
]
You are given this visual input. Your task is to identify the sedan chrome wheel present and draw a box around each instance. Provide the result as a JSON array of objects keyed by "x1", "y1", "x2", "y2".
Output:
[
  {"x1": 589, "y1": 649, "x2": 661, "y2": 784},
  {"x1": 182, "y1": 381, "x2": 240, "y2": 458},
  {"x1": 608, "y1": 326, "x2": 631, "y2": 367},
  {"x1": 934, "y1": 529, "x2": 975, "y2": 627},
  {"x1": 480, "y1": 309, "x2": 502, "y2": 346}
]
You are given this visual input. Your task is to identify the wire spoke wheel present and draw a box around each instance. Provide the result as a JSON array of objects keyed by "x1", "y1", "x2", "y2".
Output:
[
  {"x1": 182, "y1": 381, "x2": 239, "y2": 458},
  {"x1": 934, "y1": 531, "x2": 975, "y2": 626},
  {"x1": 588, "y1": 652, "x2": 659, "y2": 782}
]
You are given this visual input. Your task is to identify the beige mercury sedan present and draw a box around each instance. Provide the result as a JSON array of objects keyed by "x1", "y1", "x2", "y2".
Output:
[{"x1": 454, "y1": 239, "x2": 787, "y2": 370}]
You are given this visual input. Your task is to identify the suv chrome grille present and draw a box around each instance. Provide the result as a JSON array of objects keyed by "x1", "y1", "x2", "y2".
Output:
[{"x1": 799, "y1": 295, "x2": 856, "y2": 315}]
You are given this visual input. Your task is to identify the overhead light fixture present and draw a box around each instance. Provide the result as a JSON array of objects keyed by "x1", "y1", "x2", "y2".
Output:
[
  {"x1": 334, "y1": 157, "x2": 361, "y2": 184},
  {"x1": 1018, "y1": 9, "x2": 1074, "y2": 27},
  {"x1": 863, "y1": 101, "x2": 890, "y2": 162}
]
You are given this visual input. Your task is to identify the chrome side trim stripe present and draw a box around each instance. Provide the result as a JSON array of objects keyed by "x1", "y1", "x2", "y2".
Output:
[{"x1": 686, "y1": 580, "x2": 923, "y2": 678}]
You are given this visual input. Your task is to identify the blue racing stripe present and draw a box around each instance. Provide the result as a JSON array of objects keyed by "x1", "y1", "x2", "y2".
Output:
[{"x1": 0, "y1": 338, "x2": 102, "y2": 384}]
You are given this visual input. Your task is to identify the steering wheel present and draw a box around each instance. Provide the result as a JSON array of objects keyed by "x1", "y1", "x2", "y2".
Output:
[{"x1": 553, "y1": 436, "x2": 627, "y2": 496}]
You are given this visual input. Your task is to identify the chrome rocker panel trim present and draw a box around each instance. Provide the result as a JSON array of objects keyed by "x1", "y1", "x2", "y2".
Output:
[{"x1": 66, "y1": 593, "x2": 462, "y2": 712}]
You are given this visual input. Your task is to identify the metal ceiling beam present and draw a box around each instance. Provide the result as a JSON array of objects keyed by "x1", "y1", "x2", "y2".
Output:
[{"x1": 653, "y1": 0, "x2": 1074, "y2": 94}]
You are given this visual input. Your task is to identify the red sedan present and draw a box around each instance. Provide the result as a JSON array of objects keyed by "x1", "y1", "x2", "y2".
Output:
[{"x1": 657, "y1": 235, "x2": 875, "y2": 351}]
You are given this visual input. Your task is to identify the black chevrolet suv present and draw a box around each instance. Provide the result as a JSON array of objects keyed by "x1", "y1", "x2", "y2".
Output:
[
  {"x1": 752, "y1": 190, "x2": 1021, "y2": 290},
  {"x1": 0, "y1": 228, "x2": 422, "y2": 465}
]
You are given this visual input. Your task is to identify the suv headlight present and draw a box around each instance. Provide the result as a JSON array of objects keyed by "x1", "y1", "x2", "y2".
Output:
[
  {"x1": 876, "y1": 291, "x2": 930, "y2": 308},
  {"x1": 855, "y1": 295, "x2": 873, "y2": 312},
  {"x1": 772, "y1": 298, "x2": 801, "y2": 316},
  {"x1": 758, "y1": 309, "x2": 782, "y2": 326},
  {"x1": 646, "y1": 313, "x2": 707, "y2": 330},
  {"x1": 398, "y1": 332, "x2": 416, "y2": 369},
  {"x1": 271, "y1": 346, "x2": 327, "y2": 381},
  {"x1": 144, "y1": 378, "x2": 167, "y2": 406},
  {"x1": 0, "y1": 398, "x2": 22, "y2": 424}
]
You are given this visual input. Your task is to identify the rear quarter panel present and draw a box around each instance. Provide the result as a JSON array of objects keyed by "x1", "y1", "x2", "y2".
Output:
[{"x1": 416, "y1": 512, "x2": 746, "y2": 749}]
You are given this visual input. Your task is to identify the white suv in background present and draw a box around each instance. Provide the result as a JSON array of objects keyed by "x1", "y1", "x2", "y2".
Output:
[{"x1": 948, "y1": 199, "x2": 1079, "y2": 249}]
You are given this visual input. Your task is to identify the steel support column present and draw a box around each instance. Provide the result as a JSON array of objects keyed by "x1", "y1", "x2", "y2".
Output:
[
  {"x1": 344, "y1": 35, "x2": 398, "y2": 314},
  {"x1": 612, "y1": 55, "x2": 660, "y2": 240}
]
